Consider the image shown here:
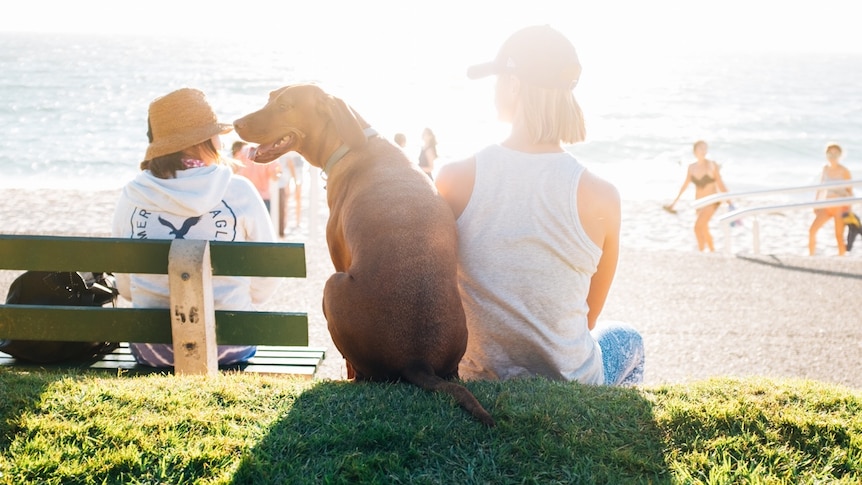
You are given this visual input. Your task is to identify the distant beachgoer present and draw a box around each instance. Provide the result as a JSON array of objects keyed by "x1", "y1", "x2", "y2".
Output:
[
  {"x1": 436, "y1": 25, "x2": 644, "y2": 386},
  {"x1": 393, "y1": 132, "x2": 407, "y2": 148},
  {"x1": 276, "y1": 151, "x2": 305, "y2": 235},
  {"x1": 231, "y1": 140, "x2": 248, "y2": 162},
  {"x1": 222, "y1": 143, "x2": 244, "y2": 174},
  {"x1": 664, "y1": 140, "x2": 729, "y2": 252},
  {"x1": 235, "y1": 140, "x2": 281, "y2": 211},
  {"x1": 418, "y1": 127, "x2": 437, "y2": 179},
  {"x1": 809, "y1": 143, "x2": 853, "y2": 256},
  {"x1": 111, "y1": 87, "x2": 278, "y2": 367}
]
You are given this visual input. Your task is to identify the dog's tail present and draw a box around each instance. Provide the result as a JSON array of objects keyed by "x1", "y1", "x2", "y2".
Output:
[{"x1": 401, "y1": 363, "x2": 496, "y2": 427}]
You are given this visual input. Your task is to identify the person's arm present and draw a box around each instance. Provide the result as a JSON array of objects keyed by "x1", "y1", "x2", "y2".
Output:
[
  {"x1": 582, "y1": 175, "x2": 621, "y2": 330},
  {"x1": 712, "y1": 161, "x2": 732, "y2": 205},
  {"x1": 815, "y1": 167, "x2": 827, "y2": 200},
  {"x1": 435, "y1": 157, "x2": 476, "y2": 219},
  {"x1": 426, "y1": 146, "x2": 438, "y2": 164},
  {"x1": 844, "y1": 166, "x2": 854, "y2": 196},
  {"x1": 665, "y1": 166, "x2": 692, "y2": 210}
]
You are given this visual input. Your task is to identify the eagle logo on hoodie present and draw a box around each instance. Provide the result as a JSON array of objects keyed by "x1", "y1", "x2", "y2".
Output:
[
  {"x1": 130, "y1": 201, "x2": 238, "y2": 241},
  {"x1": 158, "y1": 215, "x2": 201, "y2": 239}
]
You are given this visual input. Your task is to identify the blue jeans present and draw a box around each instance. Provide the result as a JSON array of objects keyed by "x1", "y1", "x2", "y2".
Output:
[{"x1": 592, "y1": 321, "x2": 645, "y2": 386}]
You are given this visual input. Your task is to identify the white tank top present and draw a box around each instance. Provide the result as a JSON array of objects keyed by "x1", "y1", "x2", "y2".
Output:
[{"x1": 457, "y1": 144, "x2": 604, "y2": 383}]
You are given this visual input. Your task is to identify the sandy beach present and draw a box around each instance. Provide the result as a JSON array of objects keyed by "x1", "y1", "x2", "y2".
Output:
[{"x1": 1, "y1": 186, "x2": 860, "y2": 389}]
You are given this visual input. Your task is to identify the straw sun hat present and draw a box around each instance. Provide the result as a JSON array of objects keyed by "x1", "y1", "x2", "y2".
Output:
[{"x1": 144, "y1": 88, "x2": 233, "y2": 161}]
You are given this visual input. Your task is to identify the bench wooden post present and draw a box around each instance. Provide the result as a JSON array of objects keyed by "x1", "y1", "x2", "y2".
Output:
[{"x1": 168, "y1": 240, "x2": 218, "y2": 376}]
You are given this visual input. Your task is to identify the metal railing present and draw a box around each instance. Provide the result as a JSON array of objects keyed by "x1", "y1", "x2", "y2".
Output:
[
  {"x1": 691, "y1": 179, "x2": 862, "y2": 255},
  {"x1": 693, "y1": 179, "x2": 862, "y2": 209}
]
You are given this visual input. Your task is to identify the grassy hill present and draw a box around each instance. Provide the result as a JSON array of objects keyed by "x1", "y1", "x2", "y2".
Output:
[{"x1": 0, "y1": 370, "x2": 859, "y2": 484}]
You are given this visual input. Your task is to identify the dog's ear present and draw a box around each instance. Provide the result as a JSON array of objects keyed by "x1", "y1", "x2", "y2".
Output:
[{"x1": 323, "y1": 95, "x2": 367, "y2": 149}]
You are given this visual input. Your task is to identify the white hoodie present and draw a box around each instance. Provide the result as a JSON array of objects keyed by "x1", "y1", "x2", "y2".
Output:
[{"x1": 111, "y1": 164, "x2": 280, "y2": 365}]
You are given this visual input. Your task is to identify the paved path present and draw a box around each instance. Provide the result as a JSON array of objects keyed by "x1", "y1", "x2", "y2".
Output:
[{"x1": 603, "y1": 249, "x2": 862, "y2": 389}]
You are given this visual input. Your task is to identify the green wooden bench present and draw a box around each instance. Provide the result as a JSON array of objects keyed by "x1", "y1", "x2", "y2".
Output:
[{"x1": 0, "y1": 234, "x2": 324, "y2": 377}]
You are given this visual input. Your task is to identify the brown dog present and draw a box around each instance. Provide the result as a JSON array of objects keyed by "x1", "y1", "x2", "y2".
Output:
[{"x1": 234, "y1": 84, "x2": 494, "y2": 426}]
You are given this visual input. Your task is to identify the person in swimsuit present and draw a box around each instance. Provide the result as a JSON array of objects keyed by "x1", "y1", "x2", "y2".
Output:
[
  {"x1": 809, "y1": 143, "x2": 853, "y2": 256},
  {"x1": 664, "y1": 140, "x2": 729, "y2": 252}
]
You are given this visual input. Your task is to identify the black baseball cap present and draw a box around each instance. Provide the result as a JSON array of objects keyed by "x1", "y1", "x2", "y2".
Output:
[{"x1": 467, "y1": 25, "x2": 581, "y2": 90}]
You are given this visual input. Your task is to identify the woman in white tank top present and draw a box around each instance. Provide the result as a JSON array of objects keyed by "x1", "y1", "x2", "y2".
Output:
[{"x1": 436, "y1": 25, "x2": 644, "y2": 385}]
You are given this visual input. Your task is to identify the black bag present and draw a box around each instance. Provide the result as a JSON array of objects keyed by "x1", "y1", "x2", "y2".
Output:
[{"x1": 0, "y1": 271, "x2": 120, "y2": 363}]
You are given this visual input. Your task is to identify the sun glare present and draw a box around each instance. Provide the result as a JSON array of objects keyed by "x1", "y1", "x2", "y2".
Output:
[{"x1": 7, "y1": 1, "x2": 862, "y2": 53}]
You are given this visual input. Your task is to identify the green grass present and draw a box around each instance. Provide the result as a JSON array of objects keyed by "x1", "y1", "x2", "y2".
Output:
[{"x1": 0, "y1": 370, "x2": 859, "y2": 484}]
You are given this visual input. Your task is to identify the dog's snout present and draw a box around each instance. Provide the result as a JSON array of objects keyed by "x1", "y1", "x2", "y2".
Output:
[{"x1": 233, "y1": 117, "x2": 245, "y2": 130}]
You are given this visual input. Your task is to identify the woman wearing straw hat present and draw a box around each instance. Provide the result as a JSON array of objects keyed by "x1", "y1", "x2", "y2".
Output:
[
  {"x1": 436, "y1": 25, "x2": 644, "y2": 386},
  {"x1": 111, "y1": 88, "x2": 278, "y2": 367}
]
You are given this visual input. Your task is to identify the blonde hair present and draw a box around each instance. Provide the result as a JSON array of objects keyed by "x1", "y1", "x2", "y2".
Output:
[
  {"x1": 516, "y1": 84, "x2": 586, "y2": 145},
  {"x1": 826, "y1": 143, "x2": 842, "y2": 154}
]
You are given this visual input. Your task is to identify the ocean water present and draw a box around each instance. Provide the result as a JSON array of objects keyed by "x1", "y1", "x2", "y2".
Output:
[{"x1": 1, "y1": 32, "x2": 861, "y2": 205}]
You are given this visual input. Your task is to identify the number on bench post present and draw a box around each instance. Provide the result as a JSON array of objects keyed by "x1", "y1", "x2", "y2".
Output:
[{"x1": 168, "y1": 239, "x2": 218, "y2": 376}]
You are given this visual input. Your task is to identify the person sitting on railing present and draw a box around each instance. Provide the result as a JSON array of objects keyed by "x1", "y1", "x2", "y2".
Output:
[
  {"x1": 663, "y1": 140, "x2": 729, "y2": 252},
  {"x1": 809, "y1": 143, "x2": 853, "y2": 256}
]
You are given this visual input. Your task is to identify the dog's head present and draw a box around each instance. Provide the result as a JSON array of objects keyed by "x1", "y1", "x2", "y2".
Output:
[{"x1": 233, "y1": 84, "x2": 368, "y2": 166}]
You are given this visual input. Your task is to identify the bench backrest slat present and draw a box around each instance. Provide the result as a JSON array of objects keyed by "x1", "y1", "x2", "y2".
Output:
[
  {"x1": 0, "y1": 235, "x2": 306, "y2": 277},
  {"x1": 0, "y1": 305, "x2": 308, "y2": 346},
  {"x1": 210, "y1": 242, "x2": 306, "y2": 277},
  {"x1": 0, "y1": 236, "x2": 170, "y2": 274}
]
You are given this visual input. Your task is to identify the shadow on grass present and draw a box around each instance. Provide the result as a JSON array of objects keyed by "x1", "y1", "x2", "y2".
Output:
[{"x1": 231, "y1": 379, "x2": 671, "y2": 484}]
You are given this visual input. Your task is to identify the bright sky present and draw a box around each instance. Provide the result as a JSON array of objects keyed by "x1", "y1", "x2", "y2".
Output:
[{"x1": 2, "y1": 0, "x2": 860, "y2": 57}]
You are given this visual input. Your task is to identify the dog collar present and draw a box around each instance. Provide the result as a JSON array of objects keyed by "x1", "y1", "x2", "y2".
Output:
[{"x1": 323, "y1": 127, "x2": 378, "y2": 177}]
